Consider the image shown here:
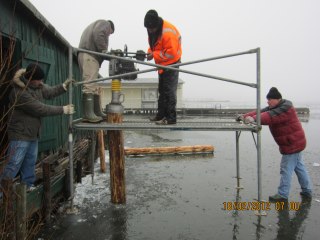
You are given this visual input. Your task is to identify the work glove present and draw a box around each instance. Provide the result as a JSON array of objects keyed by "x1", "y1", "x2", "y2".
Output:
[
  {"x1": 63, "y1": 79, "x2": 75, "y2": 90},
  {"x1": 244, "y1": 116, "x2": 255, "y2": 124},
  {"x1": 63, "y1": 104, "x2": 75, "y2": 115},
  {"x1": 235, "y1": 114, "x2": 244, "y2": 122},
  {"x1": 147, "y1": 52, "x2": 153, "y2": 61}
]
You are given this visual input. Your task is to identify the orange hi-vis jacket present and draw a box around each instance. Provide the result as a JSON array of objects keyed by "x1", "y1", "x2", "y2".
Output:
[{"x1": 147, "y1": 20, "x2": 182, "y2": 73}]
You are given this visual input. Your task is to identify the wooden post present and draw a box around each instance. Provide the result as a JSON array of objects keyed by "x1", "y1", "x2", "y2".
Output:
[
  {"x1": 64, "y1": 168, "x2": 71, "y2": 200},
  {"x1": 98, "y1": 130, "x2": 106, "y2": 173},
  {"x1": 91, "y1": 131, "x2": 96, "y2": 183},
  {"x1": 1, "y1": 179, "x2": 15, "y2": 239},
  {"x1": 43, "y1": 160, "x2": 51, "y2": 222},
  {"x1": 16, "y1": 183, "x2": 26, "y2": 240},
  {"x1": 76, "y1": 160, "x2": 82, "y2": 183},
  {"x1": 107, "y1": 112, "x2": 126, "y2": 204}
]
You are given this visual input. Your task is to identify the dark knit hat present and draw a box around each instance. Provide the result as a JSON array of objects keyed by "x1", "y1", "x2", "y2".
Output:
[
  {"x1": 144, "y1": 9, "x2": 160, "y2": 28},
  {"x1": 24, "y1": 63, "x2": 45, "y2": 81},
  {"x1": 266, "y1": 87, "x2": 282, "y2": 99}
]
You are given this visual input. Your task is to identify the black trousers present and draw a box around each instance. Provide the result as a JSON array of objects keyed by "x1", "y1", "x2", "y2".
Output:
[{"x1": 157, "y1": 68, "x2": 179, "y2": 121}]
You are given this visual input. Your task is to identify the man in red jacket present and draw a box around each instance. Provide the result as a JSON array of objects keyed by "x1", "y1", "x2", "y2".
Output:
[{"x1": 237, "y1": 87, "x2": 312, "y2": 202}]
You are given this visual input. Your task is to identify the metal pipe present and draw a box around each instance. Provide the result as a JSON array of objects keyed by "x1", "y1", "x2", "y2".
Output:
[
  {"x1": 236, "y1": 131, "x2": 240, "y2": 188},
  {"x1": 74, "y1": 48, "x2": 258, "y2": 88},
  {"x1": 123, "y1": 51, "x2": 148, "y2": 56},
  {"x1": 68, "y1": 45, "x2": 74, "y2": 209},
  {"x1": 69, "y1": 47, "x2": 264, "y2": 210},
  {"x1": 75, "y1": 47, "x2": 257, "y2": 66},
  {"x1": 91, "y1": 131, "x2": 96, "y2": 184},
  {"x1": 256, "y1": 48, "x2": 262, "y2": 204}
]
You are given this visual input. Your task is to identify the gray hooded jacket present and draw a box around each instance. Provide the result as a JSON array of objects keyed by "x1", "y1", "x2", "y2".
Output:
[{"x1": 7, "y1": 69, "x2": 66, "y2": 141}]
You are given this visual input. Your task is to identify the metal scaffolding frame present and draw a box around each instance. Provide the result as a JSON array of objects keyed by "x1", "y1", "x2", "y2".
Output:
[{"x1": 68, "y1": 47, "x2": 263, "y2": 214}]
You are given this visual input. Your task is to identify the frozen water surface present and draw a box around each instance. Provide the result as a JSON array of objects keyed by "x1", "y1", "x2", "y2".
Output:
[{"x1": 38, "y1": 105, "x2": 320, "y2": 240}]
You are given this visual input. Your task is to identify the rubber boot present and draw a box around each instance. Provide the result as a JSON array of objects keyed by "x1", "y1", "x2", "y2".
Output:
[
  {"x1": 93, "y1": 93, "x2": 107, "y2": 119},
  {"x1": 82, "y1": 93, "x2": 102, "y2": 123}
]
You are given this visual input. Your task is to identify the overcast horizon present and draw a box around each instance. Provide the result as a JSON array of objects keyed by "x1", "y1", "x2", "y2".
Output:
[{"x1": 28, "y1": 0, "x2": 320, "y2": 105}]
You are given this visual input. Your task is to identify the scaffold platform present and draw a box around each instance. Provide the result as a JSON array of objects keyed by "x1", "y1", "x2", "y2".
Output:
[
  {"x1": 67, "y1": 47, "x2": 265, "y2": 212},
  {"x1": 73, "y1": 117, "x2": 258, "y2": 132}
]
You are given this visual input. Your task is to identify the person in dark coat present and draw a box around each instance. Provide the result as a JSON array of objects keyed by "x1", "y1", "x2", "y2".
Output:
[
  {"x1": 237, "y1": 87, "x2": 312, "y2": 202},
  {"x1": 0, "y1": 63, "x2": 74, "y2": 189}
]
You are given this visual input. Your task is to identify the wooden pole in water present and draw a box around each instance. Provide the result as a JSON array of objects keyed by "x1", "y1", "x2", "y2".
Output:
[
  {"x1": 124, "y1": 145, "x2": 214, "y2": 156},
  {"x1": 107, "y1": 112, "x2": 126, "y2": 203},
  {"x1": 2, "y1": 179, "x2": 15, "y2": 238},
  {"x1": 107, "y1": 79, "x2": 126, "y2": 204},
  {"x1": 43, "y1": 160, "x2": 52, "y2": 222},
  {"x1": 16, "y1": 183, "x2": 26, "y2": 240},
  {"x1": 98, "y1": 130, "x2": 106, "y2": 173}
]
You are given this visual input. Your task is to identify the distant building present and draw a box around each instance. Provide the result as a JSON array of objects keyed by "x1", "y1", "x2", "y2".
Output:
[{"x1": 97, "y1": 78, "x2": 184, "y2": 110}]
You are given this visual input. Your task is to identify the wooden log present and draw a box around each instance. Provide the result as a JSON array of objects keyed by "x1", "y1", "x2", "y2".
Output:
[
  {"x1": 107, "y1": 112, "x2": 126, "y2": 204},
  {"x1": 98, "y1": 130, "x2": 106, "y2": 173},
  {"x1": 35, "y1": 139, "x2": 89, "y2": 180},
  {"x1": 124, "y1": 145, "x2": 214, "y2": 156}
]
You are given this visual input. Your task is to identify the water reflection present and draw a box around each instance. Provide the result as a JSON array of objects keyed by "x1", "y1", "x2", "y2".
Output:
[
  {"x1": 231, "y1": 190, "x2": 269, "y2": 240},
  {"x1": 232, "y1": 190, "x2": 241, "y2": 240},
  {"x1": 275, "y1": 199, "x2": 311, "y2": 240},
  {"x1": 254, "y1": 216, "x2": 265, "y2": 240},
  {"x1": 232, "y1": 189, "x2": 265, "y2": 240},
  {"x1": 230, "y1": 190, "x2": 267, "y2": 240},
  {"x1": 109, "y1": 205, "x2": 128, "y2": 240},
  {"x1": 250, "y1": 200, "x2": 311, "y2": 240}
]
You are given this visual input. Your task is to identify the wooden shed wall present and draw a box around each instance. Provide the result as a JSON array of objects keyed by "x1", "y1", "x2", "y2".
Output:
[{"x1": 0, "y1": 0, "x2": 82, "y2": 154}]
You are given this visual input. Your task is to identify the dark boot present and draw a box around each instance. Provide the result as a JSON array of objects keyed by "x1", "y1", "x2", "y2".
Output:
[
  {"x1": 93, "y1": 93, "x2": 107, "y2": 119},
  {"x1": 82, "y1": 93, "x2": 102, "y2": 123}
]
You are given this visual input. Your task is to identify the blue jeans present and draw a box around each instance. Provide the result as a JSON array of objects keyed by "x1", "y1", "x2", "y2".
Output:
[
  {"x1": 1, "y1": 140, "x2": 38, "y2": 187},
  {"x1": 278, "y1": 152, "x2": 312, "y2": 198}
]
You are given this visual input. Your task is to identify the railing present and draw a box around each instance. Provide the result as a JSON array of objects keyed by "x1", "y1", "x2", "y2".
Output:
[{"x1": 68, "y1": 47, "x2": 264, "y2": 214}]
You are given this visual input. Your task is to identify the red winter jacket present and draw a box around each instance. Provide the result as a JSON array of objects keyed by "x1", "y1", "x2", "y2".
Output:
[{"x1": 244, "y1": 99, "x2": 306, "y2": 154}]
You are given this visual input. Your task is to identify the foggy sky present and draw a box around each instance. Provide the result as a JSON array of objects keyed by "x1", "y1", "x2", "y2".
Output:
[{"x1": 28, "y1": 0, "x2": 320, "y2": 105}]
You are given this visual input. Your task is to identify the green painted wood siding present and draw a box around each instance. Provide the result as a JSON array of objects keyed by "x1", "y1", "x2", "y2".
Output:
[{"x1": 1, "y1": 0, "x2": 82, "y2": 154}]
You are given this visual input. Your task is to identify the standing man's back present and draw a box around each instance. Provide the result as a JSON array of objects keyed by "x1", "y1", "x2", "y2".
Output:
[{"x1": 78, "y1": 19, "x2": 114, "y2": 122}]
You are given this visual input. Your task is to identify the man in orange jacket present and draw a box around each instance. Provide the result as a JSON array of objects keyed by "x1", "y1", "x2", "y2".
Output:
[{"x1": 144, "y1": 9, "x2": 182, "y2": 125}]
